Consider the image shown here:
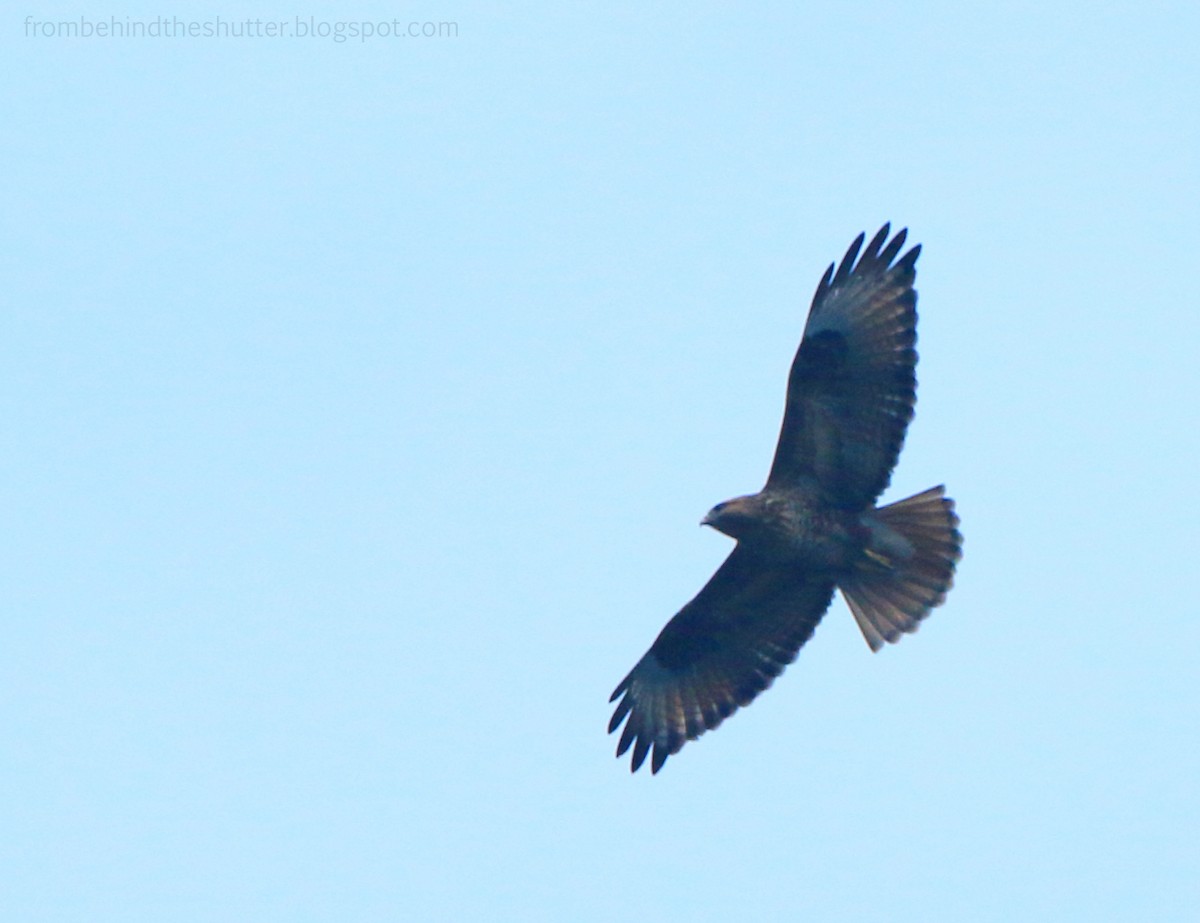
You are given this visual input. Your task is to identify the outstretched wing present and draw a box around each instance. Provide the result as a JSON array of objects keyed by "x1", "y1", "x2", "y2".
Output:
[
  {"x1": 608, "y1": 549, "x2": 836, "y2": 773},
  {"x1": 766, "y1": 224, "x2": 920, "y2": 506}
]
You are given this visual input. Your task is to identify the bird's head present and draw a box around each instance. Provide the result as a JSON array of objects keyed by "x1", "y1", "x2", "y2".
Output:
[{"x1": 701, "y1": 494, "x2": 767, "y2": 542}]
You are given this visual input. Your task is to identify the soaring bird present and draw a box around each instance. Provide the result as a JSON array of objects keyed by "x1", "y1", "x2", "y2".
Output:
[{"x1": 608, "y1": 224, "x2": 962, "y2": 773}]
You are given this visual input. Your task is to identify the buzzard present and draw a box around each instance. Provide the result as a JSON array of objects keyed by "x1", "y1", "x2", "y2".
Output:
[{"x1": 608, "y1": 224, "x2": 962, "y2": 773}]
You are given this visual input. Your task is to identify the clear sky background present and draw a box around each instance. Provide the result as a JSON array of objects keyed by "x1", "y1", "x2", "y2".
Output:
[{"x1": 5, "y1": 3, "x2": 1198, "y2": 921}]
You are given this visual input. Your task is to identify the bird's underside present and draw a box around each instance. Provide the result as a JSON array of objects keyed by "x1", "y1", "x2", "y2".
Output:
[{"x1": 608, "y1": 225, "x2": 963, "y2": 774}]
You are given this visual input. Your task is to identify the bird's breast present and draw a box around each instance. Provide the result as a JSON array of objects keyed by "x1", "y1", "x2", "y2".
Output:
[{"x1": 754, "y1": 492, "x2": 864, "y2": 573}]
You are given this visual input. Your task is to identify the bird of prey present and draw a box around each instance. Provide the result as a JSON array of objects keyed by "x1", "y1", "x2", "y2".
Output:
[{"x1": 608, "y1": 224, "x2": 962, "y2": 774}]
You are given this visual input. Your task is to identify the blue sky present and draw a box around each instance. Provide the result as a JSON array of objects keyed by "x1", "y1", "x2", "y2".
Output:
[{"x1": 5, "y1": 3, "x2": 1198, "y2": 920}]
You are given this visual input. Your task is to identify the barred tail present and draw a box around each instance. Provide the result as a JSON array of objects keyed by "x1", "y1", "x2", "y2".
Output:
[{"x1": 840, "y1": 486, "x2": 962, "y2": 652}]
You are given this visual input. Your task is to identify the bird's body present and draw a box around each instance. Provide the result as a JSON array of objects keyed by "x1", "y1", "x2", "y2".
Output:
[
  {"x1": 608, "y1": 225, "x2": 962, "y2": 774},
  {"x1": 704, "y1": 483, "x2": 867, "y2": 571}
]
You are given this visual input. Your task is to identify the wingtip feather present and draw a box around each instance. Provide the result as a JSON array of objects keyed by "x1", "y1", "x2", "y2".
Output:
[
  {"x1": 877, "y1": 227, "x2": 908, "y2": 267},
  {"x1": 833, "y1": 232, "x2": 867, "y2": 284},
  {"x1": 865, "y1": 223, "x2": 891, "y2": 260}
]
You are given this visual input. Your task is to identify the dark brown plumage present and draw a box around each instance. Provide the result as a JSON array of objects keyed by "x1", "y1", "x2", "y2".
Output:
[{"x1": 608, "y1": 225, "x2": 962, "y2": 774}]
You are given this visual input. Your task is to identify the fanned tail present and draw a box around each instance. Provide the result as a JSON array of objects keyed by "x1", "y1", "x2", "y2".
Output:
[{"x1": 840, "y1": 486, "x2": 962, "y2": 651}]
